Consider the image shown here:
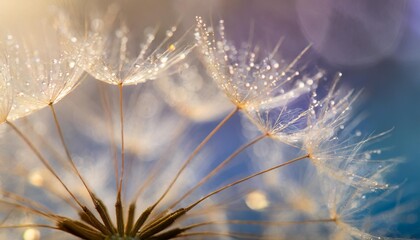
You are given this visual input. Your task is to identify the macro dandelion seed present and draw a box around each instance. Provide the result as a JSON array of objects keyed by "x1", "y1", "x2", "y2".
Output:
[
  {"x1": 301, "y1": 77, "x2": 399, "y2": 191},
  {"x1": 56, "y1": 5, "x2": 195, "y2": 86},
  {"x1": 194, "y1": 16, "x2": 327, "y2": 146},
  {"x1": 0, "y1": 1, "x2": 415, "y2": 240}
]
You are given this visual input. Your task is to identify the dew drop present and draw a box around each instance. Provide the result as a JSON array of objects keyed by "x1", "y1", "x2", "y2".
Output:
[
  {"x1": 306, "y1": 79, "x2": 314, "y2": 85},
  {"x1": 160, "y1": 56, "x2": 168, "y2": 63},
  {"x1": 297, "y1": 81, "x2": 305, "y2": 88},
  {"x1": 115, "y1": 29, "x2": 124, "y2": 38},
  {"x1": 68, "y1": 61, "x2": 76, "y2": 68},
  {"x1": 168, "y1": 44, "x2": 176, "y2": 52},
  {"x1": 166, "y1": 30, "x2": 174, "y2": 37}
]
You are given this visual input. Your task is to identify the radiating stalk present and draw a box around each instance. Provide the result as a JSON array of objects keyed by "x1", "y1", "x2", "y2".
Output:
[
  {"x1": 153, "y1": 107, "x2": 239, "y2": 208},
  {"x1": 186, "y1": 154, "x2": 309, "y2": 211},
  {"x1": 169, "y1": 133, "x2": 267, "y2": 209}
]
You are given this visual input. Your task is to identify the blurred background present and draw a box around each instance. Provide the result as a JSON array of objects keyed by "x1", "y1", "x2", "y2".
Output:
[{"x1": 1, "y1": 0, "x2": 419, "y2": 238}]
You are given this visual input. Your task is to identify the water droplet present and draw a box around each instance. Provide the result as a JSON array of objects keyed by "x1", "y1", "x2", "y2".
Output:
[
  {"x1": 68, "y1": 61, "x2": 76, "y2": 68},
  {"x1": 168, "y1": 44, "x2": 176, "y2": 52},
  {"x1": 91, "y1": 19, "x2": 104, "y2": 31},
  {"x1": 160, "y1": 57, "x2": 168, "y2": 63},
  {"x1": 115, "y1": 29, "x2": 124, "y2": 38},
  {"x1": 306, "y1": 79, "x2": 314, "y2": 85},
  {"x1": 297, "y1": 81, "x2": 305, "y2": 88},
  {"x1": 166, "y1": 30, "x2": 174, "y2": 37}
]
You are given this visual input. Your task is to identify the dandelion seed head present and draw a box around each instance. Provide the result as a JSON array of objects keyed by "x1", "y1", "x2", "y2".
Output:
[{"x1": 0, "y1": 5, "x2": 408, "y2": 240}]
